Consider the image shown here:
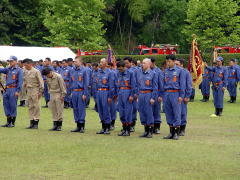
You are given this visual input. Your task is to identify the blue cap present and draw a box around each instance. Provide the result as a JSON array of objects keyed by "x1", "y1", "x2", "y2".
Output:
[
  {"x1": 216, "y1": 56, "x2": 223, "y2": 61},
  {"x1": 9, "y1": 56, "x2": 18, "y2": 61}
]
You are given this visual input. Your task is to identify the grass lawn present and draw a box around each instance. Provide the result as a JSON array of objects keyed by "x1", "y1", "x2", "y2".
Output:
[{"x1": 0, "y1": 89, "x2": 239, "y2": 180}]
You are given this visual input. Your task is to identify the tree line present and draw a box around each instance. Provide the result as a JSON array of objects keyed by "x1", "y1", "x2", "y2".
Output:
[{"x1": 0, "y1": 0, "x2": 239, "y2": 54}]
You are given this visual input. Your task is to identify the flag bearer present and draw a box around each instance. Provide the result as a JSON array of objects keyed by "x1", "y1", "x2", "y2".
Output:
[{"x1": 200, "y1": 66, "x2": 211, "y2": 102}]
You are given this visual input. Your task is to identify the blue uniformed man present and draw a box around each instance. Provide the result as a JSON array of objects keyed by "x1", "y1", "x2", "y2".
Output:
[
  {"x1": 52, "y1": 60, "x2": 62, "y2": 74},
  {"x1": 96, "y1": 58, "x2": 115, "y2": 135},
  {"x1": 150, "y1": 58, "x2": 164, "y2": 134},
  {"x1": 61, "y1": 59, "x2": 71, "y2": 108},
  {"x1": 175, "y1": 59, "x2": 192, "y2": 136},
  {"x1": 200, "y1": 65, "x2": 211, "y2": 102},
  {"x1": 69, "y1": 56, "x2": 88, "y2": 133},
  {"x1": 91, "y1": 63, "x2": 99, "y2": 111},
  {"x1": 206, "y1": 56, "x2": 228, "y2": 117},
  {"x1": 0, "y1": 56, "x2": 23, "y2": 127},
  {"x1": 136, "y1": 58, "x2": 158, "y2": 138},
  {"x1": 116, "y1": 61, "x2": 136, "y2": 136},
  {"x1": 42, "y1": 57, "x2": 53, "y2": 108},
  {"x1": 162, "y1": 55, "x2": 185, "y2": 140},
  {"x1": 227, "y1": 59, "x2": 240, "y2": 103},
  {"x1": 123, "y1": 57, "x2": 138, "y2": 132},
  {"x1": 36, "y1": 59, "x2": 44, "y2": 72}
]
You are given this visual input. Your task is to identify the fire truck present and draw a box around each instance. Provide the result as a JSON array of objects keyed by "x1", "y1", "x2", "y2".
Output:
[
  {"x1": 214, "y1": 46, "x2": 240, "y2": 53},
  {"x1": 132, "y1": 44, "x2": 179, "y2": 55},
  {"x1": 76, "y1": 49, "x2": 103, "y2": 56}
]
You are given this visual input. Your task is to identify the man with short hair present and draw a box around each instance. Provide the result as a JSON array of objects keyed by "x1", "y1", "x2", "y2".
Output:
[
  {"x1": 69, "y1": 56, "x2": 88, "y2": 133},
  {"x1": 0, "y1": 56, "x2": 23, "y2": 127},
  {"x1": 61, "y1": 59, "x2": 71, "y2": 108},
  {"x1": 136, "y1": 58, "x2": 158, "y2": 138},
  {"x1": 227, "y1": 59, "x2": 240, "y2": 103},
  {"x1": 162, "y1": 55, "x2": 185, "y2": 140},
  {"x1": 42, "y1": 67, "x2": 66, "y2": 131},
  {"x1": 42, "y1": 58, "x2": 53, "y2": 108},
  {"x1": 23, "y1": 59, "x2": 44, "y2": 129},
  {"x1": 116, "y1": 61, "x2": 136, "y2": 136},
  {"x1": 96, "y1": 58, "x2": 114, "y2": 135}
]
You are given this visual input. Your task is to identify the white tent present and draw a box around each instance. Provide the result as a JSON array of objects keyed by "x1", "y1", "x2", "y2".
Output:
[{"x1": 0, "y1": 46, "x2": 76, "y2": 61}]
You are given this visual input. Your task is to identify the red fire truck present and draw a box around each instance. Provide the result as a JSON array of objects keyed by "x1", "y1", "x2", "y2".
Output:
[
  {"x1": 76, "y1": 49, "x2": 103, "y2": 56},
  {"x1": 214, "y1": 46, "x2": 240, "y2": 53},
  {"x1": 132, "y1": 44, "x2": 179, "y2": 55}
]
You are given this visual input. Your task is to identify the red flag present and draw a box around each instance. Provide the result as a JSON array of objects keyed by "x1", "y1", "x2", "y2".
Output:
[{"x1": 188, "y1": 38, "x2": 204, "y2": 88}]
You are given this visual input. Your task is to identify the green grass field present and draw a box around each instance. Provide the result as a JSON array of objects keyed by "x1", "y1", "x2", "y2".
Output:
[{"x1": 0, "y1": 89, "x2": 239, "y2": 180}]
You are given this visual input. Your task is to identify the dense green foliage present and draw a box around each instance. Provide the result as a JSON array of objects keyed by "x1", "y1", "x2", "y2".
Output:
[{"x1": 0, "y1": 0, "x2": 239, "y2": 53}]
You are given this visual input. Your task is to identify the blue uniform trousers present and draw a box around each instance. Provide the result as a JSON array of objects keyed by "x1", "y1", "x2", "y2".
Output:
[
  {"x1": 3, "y1": 88, "x2": 18, "y2": 117},
  {"x1": 227, "y1": 80, "x2": 237, "y2": 97},
  {"x1": 201, "y1": 79, "x2": 211, "y2": 96},
  {"x1": 164, "y1": 92, "x2": 181, "y2": 127},
  {"x1": 212, "y1": 86, "x2": 224, "y2": 108},
  {"x1": 118, "y1": 89, "x2": 133, "y2": 124},
  {"x1": 138, "y1": 93, "x2": 154, "y2": 126},
  {"x1": 72, "y1": 91, "x2": 86, "y2": 123},
  {"x1": 152, "y1": 98, "x2": 162, "y2": 124},
  {"x1": 96, "y1": 91, "x2": 111, "y2": 124}
]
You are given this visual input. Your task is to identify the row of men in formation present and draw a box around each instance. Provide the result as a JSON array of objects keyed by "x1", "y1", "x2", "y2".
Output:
[{"x1": 0, "y1": 54, "x2": 235, "y2": 139}]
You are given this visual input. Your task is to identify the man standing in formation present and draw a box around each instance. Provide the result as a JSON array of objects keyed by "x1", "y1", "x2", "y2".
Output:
[
  {"x1": 96, "y1": 58, "x2": 114, "y2": 135},
  {"x1": 69, "y1": 56, "x2": 88, "y2": 133},
  {"x1": 136, "y1": 58, "x2": 158, "y2": 138},
  {"x1": 116, "y1": 61, "x2": 135, "y2": 136},
  {"x1": 23, "y1": 59, "x2": 44, "y2": 129},
  {"x1": 42, "y1": 68, "x2": 66, "y2": 131},
  {"x1": 162, "y1": 55, "x2": 185, "y2": 140}
]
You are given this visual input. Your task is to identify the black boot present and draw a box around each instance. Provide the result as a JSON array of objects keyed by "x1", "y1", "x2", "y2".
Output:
[
  {"x1": 190, "y1": 96, "x2": 194, "y2": 102},
  {"x1": 110, "y1": 120, "x2": 115, "y2": 131},
  {"x1": 172, "y1": 127, "x2": 180, "y2": 140},
  {"x1": 200, "y1": 96, "x2": 206, "y2": 102},
  {"x1": 104, "y1": 124, "x2": 111, "y2": 135},
  {"x1": 130, "y1": 120, "x2": 136, "y2": 132},
  {"x1": 22, "y1": 100, "x2": 25, "y2": 107},
  {"x1": 26, "y1": 120, "x2": 34, "y2": 129},
  {"x1": 153, "y1": 123, "x2": 161, "y2": 134},
  {"x1": 139, "y1": 125, "x2": 148, "y2": 138},
  {"x1": 179, "y1": 125, "x2": 186, "y2": 136},
  {"x1": 49, "y1": 121, "x2": 58, "y2": 131},
  {"x1": 1, "y1": 117, "x2": 11, "y2": 127},
  {"x1": 32, "y1": 120, "x2": 39, "y2": 129},
  {"x1": 7, "y1": 117, "x2": 14, "y2": 128},
  {"x1": 43, "y1": 100, "x2": 49, "y2": 108},
  {"x1": 233, "y1": 97, "x2": 236, "y2": 103},
  {"x1": 118, "y1": 123, "x2": 126, "y2": 136},
  {"x1": 79, "y1": 123, "x2": 85, "y2": 133},
  {"x1": 96, "y1": 122, "x2": 105, "y2": 134},
  {"x1": 11, "y1": 117, "x2": 16, "y2": 127},
  {"x1": 206, "y1": 96, "x2": 209, "y2": 102},
  {"x1": 228, "y1": 96, "x2": 234, "y2": 103},
  {"x1": 19, "y1": 100, "x2": 24, "y2": 107},
  {"x1": 215, "y1": 108, "x2": 219, "y2": 116},
  {"x1": 163, "y1": 126, "x2": 174, "y2": 139},
  {"x1": 56, "y1": 121, "x2": 62, "y2": 131},
  {"x1": 71, "y1": 122, "x2": 81, "y2": 132},
  {"x1": 218, "y1": 108, "x2": 223, "y2": 116},
  {"x1": 123, "y1": 124, "x2": 130, "y2": 136},
  {"x1": 146, "y1": 125, "x2": 153, "y2": 138}
]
